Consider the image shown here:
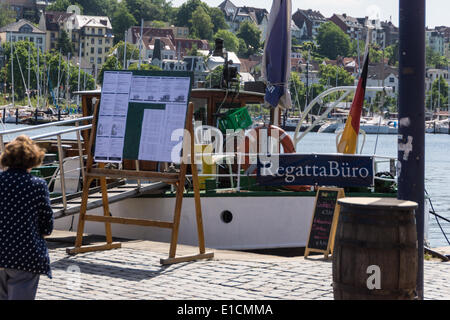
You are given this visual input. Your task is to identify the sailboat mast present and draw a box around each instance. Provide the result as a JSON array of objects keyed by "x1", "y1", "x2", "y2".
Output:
[
  {"x1": 77, "y1": 39, "x2": 82, "y2": 109},
  {"x1": 66, "y1": 52, "x2": 70, "y2": 112},
  {"x1": 138, "y1": 19, "x2": 143, "y2": 70},
  {"x1": 123, "y1": 30, "x2": 127, "y2": 70},
  {"x1": 10, "y1": 33, "x2": 14, "y2": 108},
  {"x1": 36, "y1": 48, "x2": 40, "y2": 109},
  {"x1": 56, "y1": 49, "x2": 61, "y2": 107},
  {"x1": 27, "y1": 43, "x2": 30, "y2": 98}
]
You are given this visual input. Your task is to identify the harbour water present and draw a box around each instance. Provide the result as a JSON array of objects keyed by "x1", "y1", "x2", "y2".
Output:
[
  {"x1": 292, "y1": 132, "x2": 450, "y2": 248},
  {"x1": 1, "y1": 123, "x2": 449, "y2": 247}
]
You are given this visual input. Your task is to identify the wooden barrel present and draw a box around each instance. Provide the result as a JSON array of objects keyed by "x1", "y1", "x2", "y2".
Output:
[{"x1": 332, "y1": 197, "x2": 418, "y2": 300}]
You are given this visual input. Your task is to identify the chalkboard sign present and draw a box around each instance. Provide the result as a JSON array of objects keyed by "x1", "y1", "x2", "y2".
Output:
[{"x1": 305, "y1": 187, "x2": 345, "y2": 259}]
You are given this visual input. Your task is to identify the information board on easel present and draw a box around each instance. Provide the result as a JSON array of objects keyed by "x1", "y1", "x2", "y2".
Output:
[
  {"x1": 67, "y1": 70, "x2": 214, "y2": 265},
  {"x1": 304, "y1": 187, "x2": 345, "y2": 259},
  {"x1": 94, "y1": 71, "x2": 191, "y2": 163}
]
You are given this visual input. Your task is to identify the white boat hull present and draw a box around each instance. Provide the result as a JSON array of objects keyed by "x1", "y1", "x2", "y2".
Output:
[
  {"x1": 55, "y1": 193, "x2": 430, "y2": 250},
  {"x1": 55, "y1": 194, "x2": 316, "y2": 250}
]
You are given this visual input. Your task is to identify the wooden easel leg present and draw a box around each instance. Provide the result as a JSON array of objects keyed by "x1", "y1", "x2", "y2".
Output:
[
  {"x1": 304, "y1": 249, "x2": 310, "y2": 259},
  {"x1": 191, "y1": 163, "x2": 206, "y2": 254},
  {"x1": 70, "y1": 177, "x2": 93, "y2": 251},
  {"x1": 168, "y1": 167, "x2": 186, "y2": 259},
  {"x1": 98, "y1": 164, "x2": 113, "y2": 244}
]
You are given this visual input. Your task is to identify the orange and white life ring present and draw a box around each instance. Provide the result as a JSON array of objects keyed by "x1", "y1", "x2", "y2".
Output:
[{"x1": 243, "y1": 125, "x2": 311, "y2": 192}]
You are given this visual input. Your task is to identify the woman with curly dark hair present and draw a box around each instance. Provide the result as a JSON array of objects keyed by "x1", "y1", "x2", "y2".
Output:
[{"x1": 0, "y1": 135, "x2": 53, "y2": 300}]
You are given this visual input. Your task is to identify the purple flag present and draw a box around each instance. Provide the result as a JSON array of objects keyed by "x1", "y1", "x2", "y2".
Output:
[{"x1": 262, "y1": 0, "x2": 292, "y2": 109}]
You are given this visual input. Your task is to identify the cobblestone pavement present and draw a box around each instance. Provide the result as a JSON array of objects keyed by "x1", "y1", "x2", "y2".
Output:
[{"x1": 36, "y1": 242, "x2": 450, "y2": 300}]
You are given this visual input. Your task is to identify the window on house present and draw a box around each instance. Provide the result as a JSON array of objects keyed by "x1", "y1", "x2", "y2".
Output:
[
  {"x1": 98, "y1": 48, "x2": 102, "y2": 54},
  {"x1": 98, "y1": 39, "x2": 102, "y2": 45},
  {"x1": 37, "y1": 38, "x2": 42, "y2": 44},
  {"x1": 91, "y1": 47, "x2": 94, "y2": 54},
  {"x1": 389, "y1": 77, "x2": 395, "y2": 83},
  {"x1": 98, "y1": 29, "x2": 103, "y2": 35},
  {"x1": 90, "y1": 57, "x2": 94, "y2": 63},
  {"x1": 97, "y1": 57, "x2": 101, "y2": 64},
  {"x1": 91, "y1": 38, "x2": 94, "y2": 44},
  {"x1": 18, "y1": 36, "x2": 23, "y2": 41}
]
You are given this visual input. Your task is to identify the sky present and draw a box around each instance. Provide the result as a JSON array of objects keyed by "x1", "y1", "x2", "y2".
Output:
[{"x1": 170, "y1": 0, "x2": 449, "y2": 28}]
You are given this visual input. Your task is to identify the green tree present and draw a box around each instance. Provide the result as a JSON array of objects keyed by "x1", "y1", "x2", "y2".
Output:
[
  {"x1": 174, "y1": 0, "x2": 226, "y2": 37},
  {"x1": 111, "y1": 3, "x2": 137, "y2": 43},
  {"x1": 125, "y1": 0, "x2": 167, "y2": 23},
  {"x1": 4, "y1": 41, "x2": 39, "y2": 100},
  {"x1": 316, "y1": 22, "x2": 351, "y2": 60},
  {"x1": 74, "y1": 0, "x2": 117, "y2": 16},
  {"x1": 426, "y1": 46, "x2": 449, "y2": 69},
  {"x1": 208, "y1": 7, "x2": 228, "y2": 34},
  {"x1": 148, "y1": 20, "x2": 167, "y2": 28},
  {"x1": 427, "y1": 76, "x2": 449, "y2": 110},
  {"x1": 237, "y1": 21, "x2": 261, "y2": 56},
  {"x1": 46, "y1": 0, "x2": 72, "y2": 12},
  {"x1": 98, "y1": 55, "x2": 122, "y2": 84},
  {"x1": 372, "y1": 91, "x2": 398, "y2": 113},
  {"x1": 214, "y1": 29, "x2": 239, "y2": 53},
  {"x1": 349, "y1": 38, "x2": 365, "y2": 57},
  {"x1": 57, "y1": 30, "x2": 74, "y2": 56},
  {"x1": 185, "y1": 43, "x2": 206, "y2": 57},
  {"x1": 108, "y1": 41, "x2": 140, "y2": 67},
  {"x1": 238, "y1": 38, "x2": 248, "y2": 57},
  {"x1": 385, "y1": 42, "x2": 399, "y2": 66},
  {"x1": 175, "y1": 0, "x2": 208, "y2": 28},
  {"x1": 190, "y1": 6, "x2": 213, "y2": 40},
  {"x1": 289, "y1": 72, "x2": 306, "y2": 111},
  {"x1": 205, "y1": 65, "x2": 223, "y2": 88},
  {"x1": 369, "y1": 46, "x2": 383, "y2": 64},
  {"x1": 128, "y1": 63, "x2": 162, "y2": 71},
  {"x1": 0, "y1": 4, "x2": 16, "y2": 28},
  {"x1": 318, "y1": 64, "x2": 355, "y2": 87}
]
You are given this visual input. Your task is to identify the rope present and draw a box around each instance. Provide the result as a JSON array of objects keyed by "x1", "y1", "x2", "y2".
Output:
[{"x1": 425, "y1": 189, "x2": 450, "y2": 246}]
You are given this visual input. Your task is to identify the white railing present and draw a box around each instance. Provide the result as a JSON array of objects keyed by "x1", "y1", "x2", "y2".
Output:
[{"x1": 0, "y1": 116, "x2": 93, "y2": 211}]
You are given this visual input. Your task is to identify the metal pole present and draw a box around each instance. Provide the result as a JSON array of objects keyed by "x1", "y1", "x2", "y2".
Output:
[
  {"x1": 27, "y1": 43, "x2": 30, "y2": 101},
  {"x1": 305, "y1": 49, "x2": 309, "y2": 120},
  {"x1": 123, "y1": 30, "x2": 127, "y2": 70},
  {"x1": 66, "y1": 53, "x2": 70, "y2": 112},
  {"x1": 77, "y1": 39, "x2": 82, "y2": 109},
  {"x1": 10, "y1": 33, "x2": 14, "y2": 108},
  {"x1": 57, "y1": 134, "x2": 67, "y2": 211},
  {"x1": 75, "y1": 121, "x2": 85, "y2": 183},
  {"x1": 56, "y1": 49, "x2": 61, "y2": 108},
  {"x1": 138, "y1": 19, "x2": 143, "y2": 70},
  {"x1": 398, "y1": 0, "x2": 425, "y2": 300},
  {"x1": 36, "y1": 48, "x2": 40, "y2": 109}
]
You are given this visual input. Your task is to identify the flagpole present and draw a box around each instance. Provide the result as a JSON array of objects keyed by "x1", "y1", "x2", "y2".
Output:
[{"x1": 398, "y1": 0, "x2": 425, "y2": 300}]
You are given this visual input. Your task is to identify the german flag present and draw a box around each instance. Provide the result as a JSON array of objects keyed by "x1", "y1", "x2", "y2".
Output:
[{"x1": 337, "y1": 53, "x2": 370, "y2": 154}]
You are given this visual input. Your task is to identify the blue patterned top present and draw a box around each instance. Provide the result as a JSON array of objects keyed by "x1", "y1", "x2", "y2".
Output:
[{"x1": 0, "y1": 168, "x2": 54, "y2": 278}]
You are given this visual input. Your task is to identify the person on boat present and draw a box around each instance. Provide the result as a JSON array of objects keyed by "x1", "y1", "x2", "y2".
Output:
[{"x1": 0, "y1": 135, "x2": 53, "y2": 300}]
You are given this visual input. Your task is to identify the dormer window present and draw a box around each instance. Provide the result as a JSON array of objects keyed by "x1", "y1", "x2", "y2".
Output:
[{"x1": 19, "y1": 25, "x2": 33, "y2": 33}]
